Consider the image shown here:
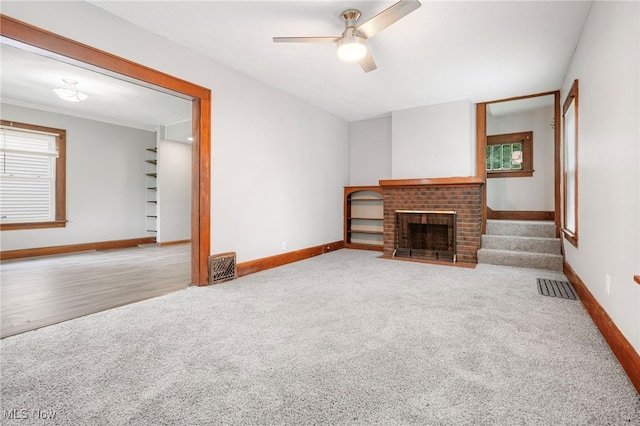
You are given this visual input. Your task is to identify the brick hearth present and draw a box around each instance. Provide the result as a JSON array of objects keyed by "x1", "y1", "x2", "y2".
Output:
[{"x1": 379, "y1": 177, "x2": 484, "y2": 265}]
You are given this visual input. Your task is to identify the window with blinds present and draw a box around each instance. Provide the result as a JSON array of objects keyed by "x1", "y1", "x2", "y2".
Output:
[
  {"x1": 562, "y1": 80, "x2": 578, "y2": 247},
  {"x1": 0, "y1": 126, "x2": 59, "y2": 224}
]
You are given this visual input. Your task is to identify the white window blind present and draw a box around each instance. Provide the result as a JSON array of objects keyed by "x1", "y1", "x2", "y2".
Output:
[
  {"x1": 0, "y1": 127, "x2": 58, "y2": 223},
  {"x1": 564, "y1": 99, "x2": 577, "y2": 234}
]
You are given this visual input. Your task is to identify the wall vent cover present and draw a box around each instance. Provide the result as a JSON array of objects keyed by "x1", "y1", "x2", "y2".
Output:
[{"x1": 209, "y1": 252, "x2": 237, "y2": 284}]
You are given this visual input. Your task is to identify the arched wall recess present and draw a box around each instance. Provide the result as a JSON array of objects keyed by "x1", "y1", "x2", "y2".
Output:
[{"x1": 0, "y1": 15, "x2": 212, "y2": 285}]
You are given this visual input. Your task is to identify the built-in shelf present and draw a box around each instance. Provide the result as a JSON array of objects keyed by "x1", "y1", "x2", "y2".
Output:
[
  {"x1": 146, "y1": 145, "x2": 157, "y2": 236},
  {"x1": 344, "y1": 186, "x2": 384, "y2": 251},
  {"x1": 347, "y1": 230, "x2": 383, "y2": 235}
]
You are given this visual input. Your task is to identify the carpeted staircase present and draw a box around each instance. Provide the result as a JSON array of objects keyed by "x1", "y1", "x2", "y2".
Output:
[{"x1": 477, "y1": 219, "x2": 563, "y2": 271}]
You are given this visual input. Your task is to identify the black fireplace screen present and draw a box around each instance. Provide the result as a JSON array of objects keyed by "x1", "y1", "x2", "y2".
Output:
[{"x1": 394, "y1": 210, "x2": 456, "y2": 262}]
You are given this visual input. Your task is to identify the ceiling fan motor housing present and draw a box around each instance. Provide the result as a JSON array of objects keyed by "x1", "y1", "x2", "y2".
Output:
[{"x1": 341, "y1": 9, "x2": 361, "y2": 28}]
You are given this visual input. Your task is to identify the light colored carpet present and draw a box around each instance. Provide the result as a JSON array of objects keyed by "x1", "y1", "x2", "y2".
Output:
[{"x1": 1, "y1": 249, "x2": 639, "y2": 425}]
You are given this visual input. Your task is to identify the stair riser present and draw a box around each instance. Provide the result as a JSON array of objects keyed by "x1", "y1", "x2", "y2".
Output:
[
  {"x1": 486, "y1": 222, "x2": 555, "y2": 238},
  {"x1": 477, "y1": 250, "x2": 564, "y2": 271},
  {"x1": 481, "y1": 235, "x2": 561, "y2": 255}
]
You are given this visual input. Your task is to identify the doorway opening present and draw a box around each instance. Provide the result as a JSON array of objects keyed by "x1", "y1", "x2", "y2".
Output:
[
  {"x1": 0, "y1": 15, "x2": 211, "y2": 285},
  {"x1": 476, "y1": 91, "x2": 560, "y2": 236}
]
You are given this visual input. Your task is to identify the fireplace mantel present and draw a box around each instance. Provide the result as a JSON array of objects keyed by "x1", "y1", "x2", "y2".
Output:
[{"x1": 379, "y1": 176, "x2": 484, "y2": 188}]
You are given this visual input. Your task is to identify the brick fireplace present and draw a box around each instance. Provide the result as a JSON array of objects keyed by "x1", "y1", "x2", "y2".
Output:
[{"x1": 379, "y1": 177, "x2": 484, "y2": 265}]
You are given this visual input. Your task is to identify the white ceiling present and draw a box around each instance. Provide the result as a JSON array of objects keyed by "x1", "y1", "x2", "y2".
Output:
[
  {"x1": 89, "y1": 0, "x2": 593, "y2": 122},
  {"x1": 1, "y1": 1, "x2": 593, "y2": 127},
  {"x1": 0, "y1": 39, "x2": 193, "y2": 132}
]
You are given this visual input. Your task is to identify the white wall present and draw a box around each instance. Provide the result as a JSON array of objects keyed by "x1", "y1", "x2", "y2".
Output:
[
  {"x1": 349, "y1": 116, "x2": 392, "y2": 186},
  {"x1": 157, "y1": 139, "x2": 191, "y2": 243},
  {"x1": 0, "y1": 103, "x2": 154, "y2": 250},
  {"x1": 1, "y1": 1, "x2": 349, "y2": 263},
  {"x1": 486, "y1": 106, "x2": 555, "y2": 211},
  {"x1": 561, "y1": 1, "x2": 640, "y2": 352},
  {"x1": 391, "y1": 100, "x2": 475, "y2": 179}
]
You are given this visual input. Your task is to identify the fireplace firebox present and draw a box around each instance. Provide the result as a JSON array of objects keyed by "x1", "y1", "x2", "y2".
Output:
[{"x1": 394, "y1": 210, "x2": 456, "y2": 262}]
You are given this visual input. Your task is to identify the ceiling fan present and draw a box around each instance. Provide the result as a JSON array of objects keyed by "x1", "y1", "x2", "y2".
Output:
[{"x1": 273, "y1": 0, "x2": 421, "y2": 73}]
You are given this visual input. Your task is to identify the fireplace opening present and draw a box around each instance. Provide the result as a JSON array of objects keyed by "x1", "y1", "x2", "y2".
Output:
[{"x1": 394, "y1": 211, "x2": 456, "y2": 262}]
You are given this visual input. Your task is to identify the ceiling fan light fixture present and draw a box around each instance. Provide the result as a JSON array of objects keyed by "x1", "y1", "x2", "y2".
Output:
[
  {"x1": 53, "y1": 78, "x2": 88, "y2": 102},
  {"x1": 337, "y1": 33, "x2": 367, "y2": 62}
]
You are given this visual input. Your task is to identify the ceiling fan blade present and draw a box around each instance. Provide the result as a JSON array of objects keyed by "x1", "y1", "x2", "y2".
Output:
[
  {"x1": 273, "y1": 36, "x2": 341, "y2": 43},
  {"x1": 356, "y1": 0, "x2": 421, "y2": 39},
  {"x1": 359, "y1": 49, "x2": 377, "y2": 73}
]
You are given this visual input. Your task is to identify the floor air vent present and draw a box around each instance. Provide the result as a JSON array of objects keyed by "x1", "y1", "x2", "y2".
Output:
[
  {"x1": 209, "y1": 252, "x2": 237, "y2": 284},
  {"x1": 537, "y1": 278, "x2": 578, "y2": 300}
]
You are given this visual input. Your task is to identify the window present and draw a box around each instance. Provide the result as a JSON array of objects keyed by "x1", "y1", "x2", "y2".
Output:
[
  {"x1": 486, "y1": 131, "x2": 533, "y2": 178},
  {"x1": 562, "y1": 80, "x2": 578, "y2": 247},
  {"x1": 0, "y1": 120, "x2": 66, "y2": 230}
]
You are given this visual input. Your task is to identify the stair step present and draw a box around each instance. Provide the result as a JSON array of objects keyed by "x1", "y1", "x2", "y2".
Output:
[
  {"x1": 481, "y1": 234, "x2": 561, "y2": 255},
  {"x1": 477, "y1": 248, "x2": 564, "y2": 271},
  {"x1": 486, "y1": 220, "x2": 556, "y2": 238}
]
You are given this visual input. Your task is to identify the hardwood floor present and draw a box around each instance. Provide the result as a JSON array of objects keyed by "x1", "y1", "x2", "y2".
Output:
[{"x1": 1, "y1": 244, "x2": 190, "y2": 338}]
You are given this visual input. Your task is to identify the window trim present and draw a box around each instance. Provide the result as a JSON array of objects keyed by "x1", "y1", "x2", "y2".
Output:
[
  {"x1": 486, "y1": 131, "x2": 534, "y2": 178},
  {"x1": 561, "y1": 80, "x2": 578, "y2": 247},
  {"x1": 0, "y1": 120, "x2": 66, "y2": 231}
]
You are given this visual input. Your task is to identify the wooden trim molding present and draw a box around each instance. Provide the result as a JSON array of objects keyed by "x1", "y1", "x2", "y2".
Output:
[
  {"x1": 483, "y1": 90, "x2": 560, "y2": 105},
  {"x1": 563, "y1": 229, "x2": 578, "y2": 248},
  {"x1": 157, "y1": 240, "x2": 191, "y2": 247},
  {"x1": 553, "y1": 91, "x2": 561, "y2": 238},
  {"x1": 379, "y1": 176, "x2": 484, "y2": 187},
  {"x1": 562, "y1": 80, "x2": 579, "y2": 248},
  {"x1": 564, "y1": 261, "x2": 640, "y2": 394},
  {"x1": 0, "y1": 237, "x2": 156, "y2": 261},
  {"x1": 344, "y1": 243, "x2": 383, "y2": 252},
  {"x1": 634, "y1": 275, "x2": 640, "y2": 285},
  {"x1": 487, "y1": 209, "x2": 554, "y2": 221},
  {"x1": 477, "y1": 103, "x2": 488, "y2": 235},
  {"x1": 236, "y1": 241, "x2": 344, "y2": 278},
  {"x1": 0, "y1": 220, "x2": 66, "y2": 231},
  {"x1": 1, "y1": 15, "x2": 211, "y2": 285},
  {"x1": 344, "y1": 186, "x2": 383, "y2": 196},
  {"x1": 476, "y1": 103, "x2": 487, "y2": 181}
]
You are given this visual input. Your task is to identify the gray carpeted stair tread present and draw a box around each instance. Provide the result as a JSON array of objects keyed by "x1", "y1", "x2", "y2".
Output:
[
  {"x1": 481, "y1": 234, "x2": 561, "y2": 254},
  {"x1": 486, "y1": 219, "x2": 556, "y2": 238},
  {"x1": 477, "y1": 248, "x2": 564, "y2": 271}
]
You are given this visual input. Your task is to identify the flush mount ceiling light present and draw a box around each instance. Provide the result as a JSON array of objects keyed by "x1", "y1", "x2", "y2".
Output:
[{"x1": 52, "y1": 78, "x2": 88, "y2": 102}]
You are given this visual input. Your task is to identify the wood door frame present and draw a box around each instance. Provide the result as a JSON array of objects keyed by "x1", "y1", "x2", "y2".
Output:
[
  {"x1": 0, "y1": 15, "x2": 211, "y2": 285},
  {"x1": 476, "y1": 91, "x2": 561, "y2": 237}
]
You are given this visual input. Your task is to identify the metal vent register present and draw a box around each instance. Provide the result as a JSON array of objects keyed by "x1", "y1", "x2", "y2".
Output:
[
  {"x1": 208, "y1": 252, "x2": 237, "y2": 284},
  {"x1": 537, "y1": 278, "x2": 578, "y2": 300}
]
